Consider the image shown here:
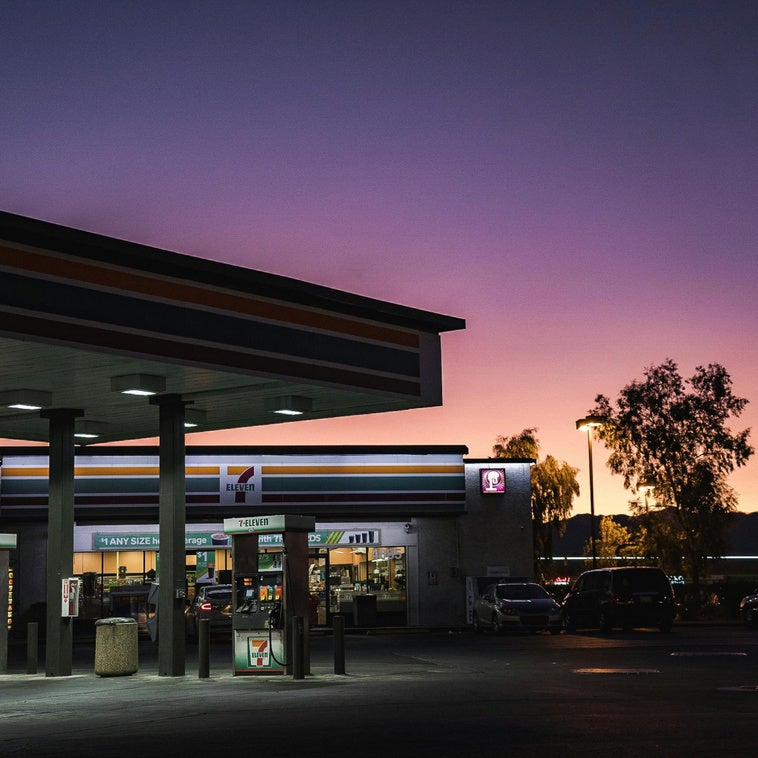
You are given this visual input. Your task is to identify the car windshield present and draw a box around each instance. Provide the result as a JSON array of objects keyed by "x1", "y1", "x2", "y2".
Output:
[
  {"x1": 204, "y1": 588, "x2": 232, "y2": 602},
  {"x1": 495, "y1": 584, "x2": 548, "y2": 600},
  {"x1": 616, "y1": 569, "x2": 669, "y2": 593}
]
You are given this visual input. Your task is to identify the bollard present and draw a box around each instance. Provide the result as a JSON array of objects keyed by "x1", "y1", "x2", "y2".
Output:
[
  {"x1": 292, "y1": 615, "x2": 304, "y2": 680},
  {"x1": 26, "y1": 621, "x2": 38, "y2": 674},
  {"x1": 303, "y1": 616, "x2": 311, "y2": 676},
  {"x1": 198, "y1": 619, "x2": 210, "y2": 679},
  {"x1": 333, "y1": 614, "x2": 345, "y2": 675}
]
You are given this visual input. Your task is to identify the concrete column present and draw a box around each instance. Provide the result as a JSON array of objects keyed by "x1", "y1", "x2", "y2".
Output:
[
  {"x1": 151, "y1": 395, "x2": 187, "y2": 677},
  {"x1": 41, "y1": 408, "x2": 82, "y2": 677}
]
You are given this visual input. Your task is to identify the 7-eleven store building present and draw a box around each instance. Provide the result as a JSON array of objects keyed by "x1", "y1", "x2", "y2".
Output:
[{"x1": 2, "y1": 445, "x2": 534, "y2": 634}]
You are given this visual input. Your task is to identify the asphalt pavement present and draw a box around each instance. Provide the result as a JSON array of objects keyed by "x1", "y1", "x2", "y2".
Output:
[{"x1": 2, "y1": 625, "x2": 757, "y2": 757}]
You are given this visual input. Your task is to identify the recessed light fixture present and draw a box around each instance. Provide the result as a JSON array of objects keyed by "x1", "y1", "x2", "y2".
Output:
[
  {"x1": 184, "y1": 408, "x2": 206, "y2": 428},
  {"x1": 111, "y1": 374, "x2": 166, "y2": 396},
  {"x1": 74, "y1": 420, "x2": 107, "y2": 439},
  {"x1": 0, "y1": 389, "x2": 53, "y2": 410},
  {"x1": 264, "y1": 395, "x2": 312, "y2": 416}
]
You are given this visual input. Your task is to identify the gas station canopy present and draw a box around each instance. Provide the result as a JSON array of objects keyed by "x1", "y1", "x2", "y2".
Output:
[{"x1": 0, "y1": 211, "x2": 465, "y2": 445}]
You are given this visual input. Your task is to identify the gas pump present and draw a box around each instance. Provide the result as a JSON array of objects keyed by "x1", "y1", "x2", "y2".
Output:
[{"x1": 223, "y1": 514, "x2": 315, "y2": 675}]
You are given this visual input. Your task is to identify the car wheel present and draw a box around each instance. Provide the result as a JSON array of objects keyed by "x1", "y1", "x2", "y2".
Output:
[
  {"x1": 599, "y1": 610, "x2": 613, "y2": 633},
  {"x1": 472, "y1": 613, "x2": 482, "y2": 633}
]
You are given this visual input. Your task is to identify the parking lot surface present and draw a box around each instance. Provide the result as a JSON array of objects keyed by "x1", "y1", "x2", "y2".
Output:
[{"x1": 2, "y1": 625, "x2": 757, "y2": 757}]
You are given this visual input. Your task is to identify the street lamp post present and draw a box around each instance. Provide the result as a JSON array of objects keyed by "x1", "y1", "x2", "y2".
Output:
[
  {"x1": 576, "y1": 416, "x2": 604, "y2": 569},
  {"x1": 638, "y1": 481, "x2": 655, "y2": 560},
  {"x1": 638, "y1": 481, "x2": 655, "y2": 512}
]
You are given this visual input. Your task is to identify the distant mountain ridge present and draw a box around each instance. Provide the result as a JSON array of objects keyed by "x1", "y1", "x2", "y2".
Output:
[{"x1": 550, "y1": 511, "x2": 758, "y2": 557}]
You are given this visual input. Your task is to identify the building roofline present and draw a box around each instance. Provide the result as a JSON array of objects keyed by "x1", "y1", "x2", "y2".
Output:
[
  {"x1": 0, "y1": 210, "x2": 465, "y2": 334},
  {"x1": 465, "y1": 457, "x2": 536, "y2": 464},
  {"x1": 1, "y1": 444, "x2": 470, "y2": 457}
]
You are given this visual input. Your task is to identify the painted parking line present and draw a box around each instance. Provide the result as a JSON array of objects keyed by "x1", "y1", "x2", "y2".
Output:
[
  {"x1": 669, "y1": 651, "x2": 748, "y2": 657},
  {"x1": 718, "y1": 685, "x2": 758, "y2": 692},
  {"x1": 574, "y1": 668, "x2": 660, "y2": 675}
]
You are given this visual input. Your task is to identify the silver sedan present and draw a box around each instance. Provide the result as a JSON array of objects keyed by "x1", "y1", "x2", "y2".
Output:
[{"x1": 472, "y1": 582, "x2": 562, "y2": 634}]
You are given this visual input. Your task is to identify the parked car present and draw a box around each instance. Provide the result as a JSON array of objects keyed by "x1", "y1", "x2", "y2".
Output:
[
  {"x1": 739, "y1": 590, "x2": 758, "y2": 627},
  {"x1": 185, "y1": 584, "x2": 233, "y2": 639},
  {"x1": 561, "y1": 566, "x2": 675, "y2": 633},
  {"x1": 472, "y1": 582, "x2": 562, "y2": 634}
]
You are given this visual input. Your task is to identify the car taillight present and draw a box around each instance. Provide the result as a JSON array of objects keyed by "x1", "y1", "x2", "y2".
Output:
[{"x1": 199, "y1": 602, "x2": 212, "y2": 612}]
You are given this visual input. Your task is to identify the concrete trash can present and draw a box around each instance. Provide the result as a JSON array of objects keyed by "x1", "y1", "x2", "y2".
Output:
[
  {"x1": 352, "y1": 594, "x2": 377, "y2": 627},
  {"x1": 95, "y1": 617, "x2": 138, "y2": 676}
]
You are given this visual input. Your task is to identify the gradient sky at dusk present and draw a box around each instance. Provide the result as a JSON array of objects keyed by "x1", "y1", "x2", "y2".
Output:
[{"x1": 2, "y1": 1, "x2": 756, "y2": 516}]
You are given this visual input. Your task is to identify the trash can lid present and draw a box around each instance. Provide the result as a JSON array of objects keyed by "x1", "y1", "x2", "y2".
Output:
[{"x1": 95, "y1": 617, "x2": 137, "y2": 625}]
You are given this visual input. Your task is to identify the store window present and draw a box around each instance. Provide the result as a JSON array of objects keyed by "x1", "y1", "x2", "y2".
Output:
[
  {"x1": 309, "y1": 546, "x2": 407, "y2": 627},
  {"x1": 72, "y1": 547, "x2": 232, "y2": 628}
]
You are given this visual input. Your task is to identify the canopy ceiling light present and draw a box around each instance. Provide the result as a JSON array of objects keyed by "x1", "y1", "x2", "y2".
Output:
[
  {"x1": 184, "y1": 408, "x2": 207, "y2": 428},
  {"x1": 264, "y1": 395, "x2": 313, "y2": 416},
  {"x1": 110, "y1": 374, "x2": 166, "y2": 396},
  {"x1": 74, "y1": 420, "x2": 108, "y2": 439},
  {"x1": 0, "y1": 389, "x2": 53, "y2": 410}
]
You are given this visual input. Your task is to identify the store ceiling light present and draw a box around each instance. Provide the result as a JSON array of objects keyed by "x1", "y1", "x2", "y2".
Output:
[
  {"x1": 74, "y1": 420, "x2": 107, "y2": 439},
  {"x1": 0, "y1": 389, "x2": 53, "y2": 410},
  {"x1": 264, "y1": 395, "x2": 313, "y2": 415},
  {"x1": 110, "y1": 374, "x2": 166, "y2": 396}
]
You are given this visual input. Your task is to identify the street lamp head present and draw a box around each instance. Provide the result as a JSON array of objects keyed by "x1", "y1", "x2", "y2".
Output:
[{"x1": 576, "y1": 415, "x2": 605, "y2": 431}]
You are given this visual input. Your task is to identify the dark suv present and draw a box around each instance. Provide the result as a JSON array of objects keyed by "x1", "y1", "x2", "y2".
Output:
[{"x1": 561, "y1": 566, "x2": 675, "y2": 633}]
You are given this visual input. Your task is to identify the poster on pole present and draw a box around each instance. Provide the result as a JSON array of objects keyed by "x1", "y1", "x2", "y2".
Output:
[{"x1": 61, "y1": 577, "x2": 80, "y2": 617}]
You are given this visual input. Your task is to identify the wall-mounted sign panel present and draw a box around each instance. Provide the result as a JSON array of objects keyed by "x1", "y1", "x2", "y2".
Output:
[{"x1": 480, "y1": 468, "x2": 505, "y2": 494}]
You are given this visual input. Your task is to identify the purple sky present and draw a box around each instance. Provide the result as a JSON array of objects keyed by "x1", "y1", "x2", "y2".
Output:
[{"x1": 2, "y1": 1, "x2": 756, "y2": 516}]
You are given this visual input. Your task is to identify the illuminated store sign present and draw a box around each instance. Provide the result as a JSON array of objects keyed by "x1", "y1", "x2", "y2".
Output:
[
  {"x1": 7, "y1": 567, "x2": 13, "y2": 630},
  {"x1": 480, "y1": 468, "x2": 505, "y2": 494},
  {"x1": 91, "y1": 528, "x2": 381, "y2": 550},
  {"x1": 93, "y1": 531, "x2": 230, "y2": 550}
]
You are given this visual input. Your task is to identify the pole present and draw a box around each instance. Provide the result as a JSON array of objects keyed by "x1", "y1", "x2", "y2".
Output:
[
  {"x1": 333, "y1": 614, "x2": 345, "y2": 675},
  {"x1": 27, "y1": 621, "x2": 39, "y2": 674},
  {"x1": 198, "y1": 619, "x2": 209, "y2": 678},
  {"x1": 292, "y1": 616, "x2": 304, "y2": 680},
  {"x1": 587, "y1": 428, "x2": 597, "y2": 568}
]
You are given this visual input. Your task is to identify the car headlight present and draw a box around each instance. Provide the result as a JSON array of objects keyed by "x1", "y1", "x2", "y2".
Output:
[{"x1": 497, "y1": 603, "x2": 517, "y2": 615}]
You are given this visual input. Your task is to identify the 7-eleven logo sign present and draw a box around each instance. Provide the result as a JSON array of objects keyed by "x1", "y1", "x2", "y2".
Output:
[
  {"x1": 221, "y1": 465, "x2": 261, "y2": 505},
  {"x1": 248, "y1": 638, "x2": 270, "y2": 667}
]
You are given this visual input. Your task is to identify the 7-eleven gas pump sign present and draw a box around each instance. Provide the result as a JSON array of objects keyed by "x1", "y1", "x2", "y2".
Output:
[
  {"x1": 248, "y1": 638, "x2": 270, "y2": 667},
  {"x1": 234, "y1": 631, "x2": 284, "y2": 673}
]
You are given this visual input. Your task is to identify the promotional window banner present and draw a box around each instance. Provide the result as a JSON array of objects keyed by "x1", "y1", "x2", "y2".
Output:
[{"x1": 195, "y1": 551, "x2": 215, "y2": 583}]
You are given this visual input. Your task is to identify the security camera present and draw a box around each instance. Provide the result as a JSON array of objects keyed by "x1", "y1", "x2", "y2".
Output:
[{"x1": 403, "y1": 523, "x2": 412, "y2": 533}]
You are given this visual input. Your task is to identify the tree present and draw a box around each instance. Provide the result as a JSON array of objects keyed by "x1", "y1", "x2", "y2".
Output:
[
  {"x1": 588, "y1": 516, "x2": 645, "y2": 567},
  {"x1": 588, "y1": 360, "x2": 753, "y2": 610},
  {"x1": 493, "y1": 428, "x2": 580, "y2": 581}
]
